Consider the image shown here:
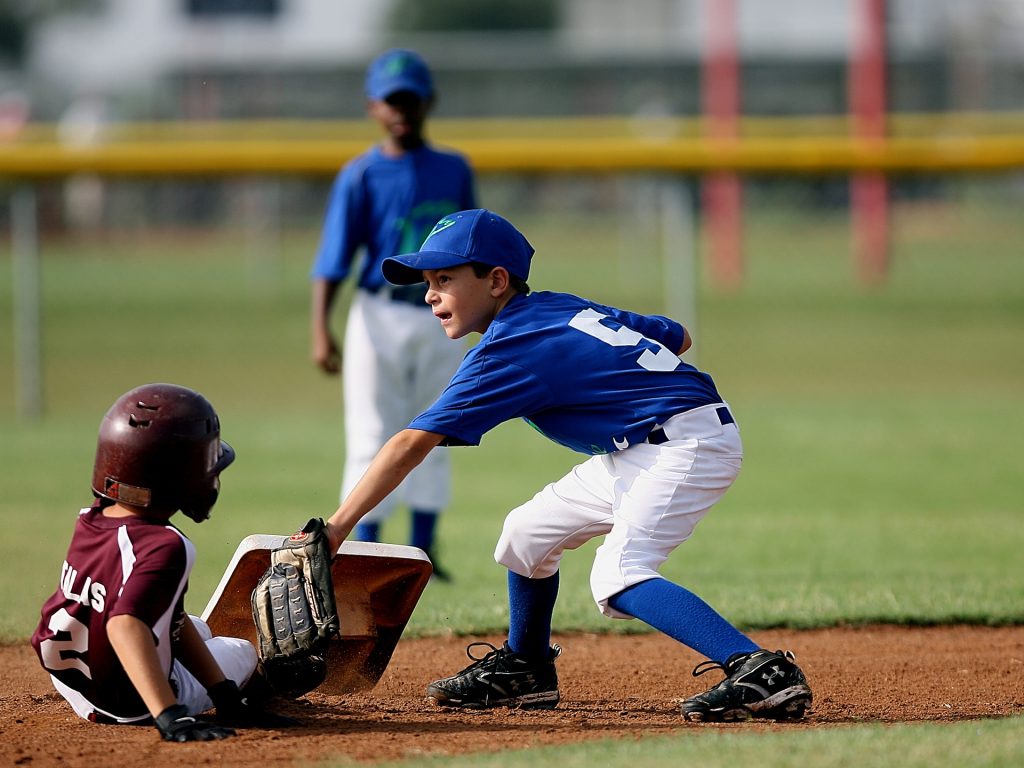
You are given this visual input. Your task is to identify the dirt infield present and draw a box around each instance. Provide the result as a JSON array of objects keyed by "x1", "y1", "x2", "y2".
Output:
[{"x1": 2, "y1": 625, "x2": 1022, "y2": 767}]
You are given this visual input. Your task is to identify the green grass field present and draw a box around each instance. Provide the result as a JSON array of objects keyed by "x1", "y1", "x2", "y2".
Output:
[
  {"x1": 368, "y1": 717, "x2": 1024, "y2": 768},
  {"x1": 2, "y1": 192, "x2": 1022, "y2": 766}
]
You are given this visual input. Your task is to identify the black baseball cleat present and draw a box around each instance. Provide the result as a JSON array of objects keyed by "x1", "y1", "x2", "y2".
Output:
[
  {"x1": 681, "y1": 649, "x2": 812, "y2": 722},
  {"x1": 426, "y1": 641, "x2": 560, "y2": 709}
]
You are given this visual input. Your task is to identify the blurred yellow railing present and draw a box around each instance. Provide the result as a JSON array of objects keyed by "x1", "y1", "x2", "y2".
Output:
[{"x1": 1, "y1": 113, "x2": 1023, "y2": 176}]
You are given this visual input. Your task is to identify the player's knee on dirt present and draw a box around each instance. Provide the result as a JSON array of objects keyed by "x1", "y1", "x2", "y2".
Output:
[{"x1": 493, "y1": 507, "x2": 562, "y2": 578}]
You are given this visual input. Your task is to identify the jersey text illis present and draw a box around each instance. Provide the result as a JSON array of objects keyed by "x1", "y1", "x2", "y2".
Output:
[{"x1": 60, "y1": 560, "x2": 107, "y2": 612}]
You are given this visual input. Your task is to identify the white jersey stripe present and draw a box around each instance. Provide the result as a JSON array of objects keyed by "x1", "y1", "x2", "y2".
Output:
[{"x1": 116, "y1": 524, "x2": 136, "y2": 599}]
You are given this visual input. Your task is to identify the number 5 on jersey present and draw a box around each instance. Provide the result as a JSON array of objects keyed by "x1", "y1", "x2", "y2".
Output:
[{"x1": 569, "y1": 308, "x2": 681, "y2": 372}]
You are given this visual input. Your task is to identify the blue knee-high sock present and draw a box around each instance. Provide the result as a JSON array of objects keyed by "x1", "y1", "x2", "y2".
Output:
[
  {"x1": 607, "y1": 578, "x2": 759, "y2": 664},
  {"x1": 507, "y1": 570, "x2": 559, "y2": 662},
  {"x1": 353, "y1": 522, "x2": 380, "y2": 543},
  {"x1": 410, "y1": 509, "x2": 439, "y2": 551}
]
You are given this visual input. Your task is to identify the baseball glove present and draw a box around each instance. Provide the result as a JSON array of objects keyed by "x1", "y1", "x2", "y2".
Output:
[{"x1": 251, "y1": 517, "x2": 340, "y2": 697}]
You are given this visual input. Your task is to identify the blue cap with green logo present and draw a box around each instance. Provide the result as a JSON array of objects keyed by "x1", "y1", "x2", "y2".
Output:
[
  {"x1": 382, "y1": 209, "x2": 535, "y2": 285},
  {"x1": 365, "y1": 49, "x2": 434, "y2": 101}
]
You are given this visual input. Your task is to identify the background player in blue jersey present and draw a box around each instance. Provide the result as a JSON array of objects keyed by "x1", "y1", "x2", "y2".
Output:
[
  {"x1": 310, "y1": 49, "x2": 476, "y2": 579},
  {"x1": 320, "y1": 209, "x2": 812, "y2": 722}
]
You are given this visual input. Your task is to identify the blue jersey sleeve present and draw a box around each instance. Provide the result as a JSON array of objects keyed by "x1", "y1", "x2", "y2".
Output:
[
  {"x1": 408, "y1": 350, "x2": 553, "y2": 446},
  {"x1": 311, "y1": 161, "x2": 367, "y2": 281}
]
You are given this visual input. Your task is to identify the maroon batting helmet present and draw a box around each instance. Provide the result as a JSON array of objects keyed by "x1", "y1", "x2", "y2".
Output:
[{"x1": 92, "y1": 383, "x2": 235, "y2": 522}]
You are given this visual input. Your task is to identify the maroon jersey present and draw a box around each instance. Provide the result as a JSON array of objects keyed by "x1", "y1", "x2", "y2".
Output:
[{"x1": 31, "y1": 501, "x2": 195, "y2": 721}]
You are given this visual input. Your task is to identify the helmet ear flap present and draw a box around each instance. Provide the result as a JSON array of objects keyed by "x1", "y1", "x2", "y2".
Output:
[{"x1": 92, "y1": 384, "x2": 233, "y2": 520}]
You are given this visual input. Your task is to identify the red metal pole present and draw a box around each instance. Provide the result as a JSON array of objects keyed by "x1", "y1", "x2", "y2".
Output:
[
  {"x1": 702, "y1": 0, "x2": 742, "y2": 289},
  {"x1": 849, "y1": 0, "x2": 889, "y2": 284}
]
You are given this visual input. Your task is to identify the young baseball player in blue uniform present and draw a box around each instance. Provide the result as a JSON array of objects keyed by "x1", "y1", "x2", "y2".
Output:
[
  {"x1": 322, "y1": 209, "x2": 812, "y2": 721},
  {"x1": 311, "y1": 49, "x2": 476, "y2": 579}
]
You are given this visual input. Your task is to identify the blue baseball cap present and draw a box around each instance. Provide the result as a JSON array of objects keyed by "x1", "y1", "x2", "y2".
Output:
[
  {"x1": 364, "y1": 49, "x2": 434, "y2": 102},
  {"x1": 382, "y1": 209, "x2": 535, "y2": 285}
]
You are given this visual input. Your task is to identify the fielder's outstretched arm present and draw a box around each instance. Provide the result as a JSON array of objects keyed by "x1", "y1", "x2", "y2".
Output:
[{"x1": 324, "y1": 428, "x2": 444, "y2": 552}]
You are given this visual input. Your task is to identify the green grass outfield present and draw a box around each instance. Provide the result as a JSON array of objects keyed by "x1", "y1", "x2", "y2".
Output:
[
  {"x1": 366, "y1": 717, "x2": 1024, "y2": 768},
  {"x1": 1, "y1": 194, "x2": 1022, "y2": 764},
  {"x1": 2, "y1": 196, "x2": 1020, "y2": 637}
]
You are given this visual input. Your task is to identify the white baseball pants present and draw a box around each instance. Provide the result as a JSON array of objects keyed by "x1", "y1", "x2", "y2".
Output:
[
  {"x1": 341, "y1": 289, "x2": 465, "y2": 522},
  {"x1": 494, "y1": 403, "x2": 743, "y2": 618},
  {"x1": 52, "y1": 616, "x2": 257, "y2": 723},
  {"x1": 172, "y1": 616, "x2": 258, "y2": 716}
]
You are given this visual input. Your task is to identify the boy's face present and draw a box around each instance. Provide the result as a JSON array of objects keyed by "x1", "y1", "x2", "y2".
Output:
[
  {"x1": 423, "y1": 264, "x2": 507, "y2": 339},
  {"x1": 369, "y1": 90, "x2": 430, "y2": 145}
]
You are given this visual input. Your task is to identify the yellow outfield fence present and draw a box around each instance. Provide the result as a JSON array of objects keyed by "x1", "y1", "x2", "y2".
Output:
[
  {"x1": 1, "y1": 113, "x2": 1023, "y2": 177},
  {"x1": 1, "y1": 136, "x2": 1024, "y2": 176}
]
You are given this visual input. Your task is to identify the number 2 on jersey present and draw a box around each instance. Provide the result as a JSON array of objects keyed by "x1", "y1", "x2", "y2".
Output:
[
  {"x1": 39, "y1": 608, "x2": 92, "y2": 678},
  {"x1": 569, "y1": 308, "x2": 680, "y2": 372}
]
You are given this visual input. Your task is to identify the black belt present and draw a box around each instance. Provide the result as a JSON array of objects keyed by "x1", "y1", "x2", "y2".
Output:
[
  {"x1": 646, "y1": 407, "x2": 734, "y2": 445},
  {"x1": 369, "y1": 284, "x2": 429, "y2": 307}
]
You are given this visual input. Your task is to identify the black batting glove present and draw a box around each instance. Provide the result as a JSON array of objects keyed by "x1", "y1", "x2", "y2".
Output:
[
  {"x1": 207, "y1": 679, "x2": 299, "y2": 729},
  {"x1": 154, "y1": 703, "x2": 236, "y2": 742}
]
